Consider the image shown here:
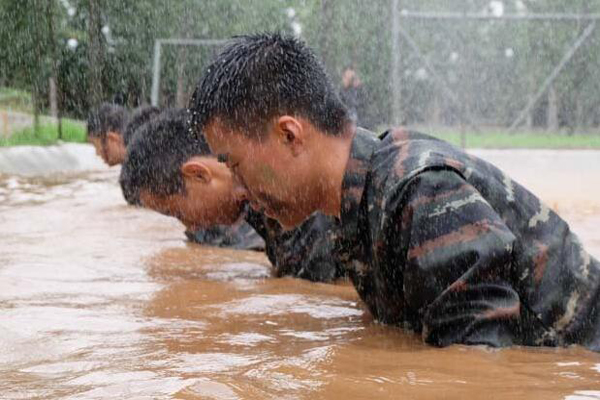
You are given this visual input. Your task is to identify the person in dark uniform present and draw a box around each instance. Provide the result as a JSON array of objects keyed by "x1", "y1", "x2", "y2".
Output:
[
  {"x1": 190, "y1": 33, "x2": 600, "y2": 351},
  {"x1": 120, "y1": 108, "x2": 345, "y2": 281},
  {"x1": 339, "y1": 67, "x2": 373, "y2": 130},
  {"x1": 117, "y1": 107, "x2": 262, "y2": 250}
]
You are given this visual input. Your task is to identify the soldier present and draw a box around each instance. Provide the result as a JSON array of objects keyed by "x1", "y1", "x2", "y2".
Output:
[
  {"x1": 120, "y1": 108, "x2": 344, "y2": 281},
  {"x1": 120, "y1": 108, "x2": 264, "y2": 251},
  {"x1": 189, "y1": 33, "x2": 600, "y2": 351},
  {"x1": 87, "y1": 103, "x2": 129, "y2": 166},
  {"x1": 95, "y1": 105, "x2": 249, "y2": 249}
]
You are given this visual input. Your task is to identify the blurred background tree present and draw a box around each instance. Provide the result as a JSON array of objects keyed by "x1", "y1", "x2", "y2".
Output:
[{"x1": 1, "y1": 0, "x2": 600, "y2": 134}]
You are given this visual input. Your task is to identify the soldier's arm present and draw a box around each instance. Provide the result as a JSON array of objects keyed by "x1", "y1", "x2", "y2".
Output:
[{"x1": 397, "y1": 169, "x2": 520, "y2": 347}]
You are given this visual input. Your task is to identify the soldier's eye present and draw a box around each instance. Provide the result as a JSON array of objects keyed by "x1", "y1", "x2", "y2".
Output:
[{"x1": 217, "y1": 153, "x2": 229, "y2": 163}]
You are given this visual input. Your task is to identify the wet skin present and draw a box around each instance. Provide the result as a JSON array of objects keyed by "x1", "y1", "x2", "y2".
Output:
[
  {"x1": 88, "y1": 131, "x2": 126, "y2": 166},
  {"x1": 88, "y1": 136, "x2": 108, "y2": 164},
  {"x1": 207, "y1": 125, "x2": 305, "y2": 227},
  {"x1": 203, "y1": 117, "x2": 353, "y2": 230},
  {"x1": 139, "y1": 156, "x2": 248, "y2": 232}
]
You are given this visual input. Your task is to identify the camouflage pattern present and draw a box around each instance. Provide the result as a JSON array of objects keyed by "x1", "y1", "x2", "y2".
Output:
[
  {"x1": 338, "y1": 127, "x2": 600, "y2": 351},
  {"x1": 185, "y1": 218, "x2": 265, "y2": 251},
  {"x1": 245, "y1": 209, "x2": 345, "y2": 282}
]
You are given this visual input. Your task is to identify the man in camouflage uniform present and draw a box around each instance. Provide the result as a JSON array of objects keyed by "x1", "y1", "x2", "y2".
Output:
[
  {"x1": 114, "y1": 107, "x2": 263, "y2": 251},
  {"x1": 191, "y1": 33, "x2": 600, "y2": 351},
  {"x1": 121, "y1": 109, "x2": 344, "y2": 282},
  {"x1": 338, "y1": 127, "x2": 600, "y2": 349}
]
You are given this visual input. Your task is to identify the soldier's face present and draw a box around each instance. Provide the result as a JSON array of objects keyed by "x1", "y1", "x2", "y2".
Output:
[
  {"x1": 88, "y1": 132, "x2": 126, "y2": 166},
  {"x1": 104, "y1": 131, "x2": 127, "y2": 165},
  {"x1": 89, "y1": 136, "x2": 109, "y2": 164},
  {"x1": 139, "y1": 157, "x2": 248, "y2": 231},
  {"x1": 204, "y1": 118, "x2": 316, "y2": 229}
]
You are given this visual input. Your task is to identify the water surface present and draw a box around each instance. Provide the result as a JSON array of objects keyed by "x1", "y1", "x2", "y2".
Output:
[{"x1": 1, "y1": 150, "x2": 599, "y2": 399}]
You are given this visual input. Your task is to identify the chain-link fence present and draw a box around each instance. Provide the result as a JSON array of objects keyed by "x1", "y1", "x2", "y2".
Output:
[{"x1": 389, "y1": 3, "x2": 600, "y2": 146}]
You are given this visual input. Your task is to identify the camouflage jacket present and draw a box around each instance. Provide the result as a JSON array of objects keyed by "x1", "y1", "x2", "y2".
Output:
[
  {"x1": 245, "y1": 209, "x2": 345, "y2": 282},
  {"x1": 338, "y1": 127, "x2": 600, "y2": 350},
  {"x1": 185, "y1": 217, "x2": 265, "y2": 251}
]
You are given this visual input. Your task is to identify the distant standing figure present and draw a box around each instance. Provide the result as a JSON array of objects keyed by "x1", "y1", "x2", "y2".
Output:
[{"x1": 339, "y1": 67, "x2": 373, "y2": 130}]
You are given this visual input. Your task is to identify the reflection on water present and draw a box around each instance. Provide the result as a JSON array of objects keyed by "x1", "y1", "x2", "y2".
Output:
[{"x1": 1, "y1": 153, "x2": 600, "y2": 399}]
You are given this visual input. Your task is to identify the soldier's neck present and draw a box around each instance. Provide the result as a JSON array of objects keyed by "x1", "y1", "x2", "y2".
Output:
[{"x1": 314, "y1": 122, "x2": 355, "y2": 218}]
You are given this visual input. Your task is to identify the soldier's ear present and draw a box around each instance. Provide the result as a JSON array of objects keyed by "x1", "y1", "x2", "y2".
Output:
[
  {"x1": 106, "y1": 131, "x2": 123, "y2": 146},
  {"x1": 276, "y1": 116, "x2": 304, "y2": 157},
  {"x1": 181, "y1": 159, "x2": 212, "y2": 184}
]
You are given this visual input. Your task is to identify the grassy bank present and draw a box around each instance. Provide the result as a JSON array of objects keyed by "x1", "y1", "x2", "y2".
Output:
[
  {"x1": 1, "y1": 87, "x2": 87, "y2": 146},
  {"x1": 0, "y1": 88, "x2": 32, "y2": 114},
  {"x1": 0, "y1": 120, "x2": 86, "y2": 147},
  {"x1": 443, "y1": 131, "x2": 600, "y2": 149},
  {"x1": 2, "y1": 119, "x2": 600, "y2": 149},
  {"x1": 423, "y1": 128, "x2": 600, "y2": 149}
]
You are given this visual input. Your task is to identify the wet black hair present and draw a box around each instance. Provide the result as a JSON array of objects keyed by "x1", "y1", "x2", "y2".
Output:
[
  {"x1": 189, "y1": 32, "x2": 349, "y2": 139},
  {"x1": 119, "y1": 108, "x2": 212, "y2": 205},
  {"x1": 87, "y1": 103, "x2": 129, "y2": 139},
  {"x1": 122, "y1": 106, "x2": 162, "y2": 147}
]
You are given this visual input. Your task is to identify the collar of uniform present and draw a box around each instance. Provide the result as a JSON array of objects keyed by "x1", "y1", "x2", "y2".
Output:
[{"x1": 339, "y1": 127, "x2": 379, "y2": 236}]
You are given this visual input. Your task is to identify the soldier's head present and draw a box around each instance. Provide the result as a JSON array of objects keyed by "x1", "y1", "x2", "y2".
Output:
[
  {"x1": 87, "y1": 103, "x2": 129, "y2": 166},
  {"x1": 122, "y1": 106, "x2": 161, "y2": 147},
  {"x1": 120, "y1": 108, "x2": 248, "y2": 232},
  {"x1": 190, "y1": 32, "x2": 353, "y2": 228}
]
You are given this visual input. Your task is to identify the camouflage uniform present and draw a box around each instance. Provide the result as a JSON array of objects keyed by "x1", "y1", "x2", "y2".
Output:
[
  {"x1": 245, "y1": 209, "x2": 345, "y2": 282},
  {"x1": 185, "y1": 217, "x2": 265, "y2": 251},
  {"x1": 338, "y1": 127, "x2": 600, "y2": 350}
]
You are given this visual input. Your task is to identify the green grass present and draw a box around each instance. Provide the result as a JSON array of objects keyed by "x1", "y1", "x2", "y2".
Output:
[
  {"x1": 0, "y1": 119, "x2": 87, "y2": 147},
  {"x1": 2, "y1": 118, "x2": 600, "y2": 149},
  {"x1": 412, "y1": 127, "x2": 600, "y2": 149},
  {"x1": 0, "y1": 86, "x2": 87, "y2": 146},
  {"x1": 0, "y1": 87, "x2": 32, "y2": 113}
]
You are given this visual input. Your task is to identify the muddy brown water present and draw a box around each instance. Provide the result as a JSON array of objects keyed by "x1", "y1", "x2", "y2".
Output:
[{"x1": 0, "y1": 150, "x2": 599, "y2": 399}]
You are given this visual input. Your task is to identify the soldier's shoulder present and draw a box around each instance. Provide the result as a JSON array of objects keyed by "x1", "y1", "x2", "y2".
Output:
[{"x1": 378, "y1": 127, "x2": 442, "y2": 143}]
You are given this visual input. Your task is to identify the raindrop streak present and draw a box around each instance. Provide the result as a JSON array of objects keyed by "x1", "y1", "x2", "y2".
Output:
[{"x1": 1, "y1": 1, "x2": 600, "y2": 398}]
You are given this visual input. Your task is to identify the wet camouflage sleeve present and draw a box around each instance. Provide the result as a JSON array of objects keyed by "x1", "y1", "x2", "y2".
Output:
[
  {"x1": 339, "y1": 128, "x2": 600, "y2": 351},
  {"x1": 400, "y1": 170, "x2": 520, "y2": 347},
  {"x1": 245, "y1": 209, "x2": 345, "y2": 282}
]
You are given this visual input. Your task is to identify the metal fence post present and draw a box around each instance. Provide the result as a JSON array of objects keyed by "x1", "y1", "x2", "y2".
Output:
[
  {"x1": 391, "y1": 0, "x2": 402, "y2": 126},
  {"x1": 151, "y1": 40, "x2": 162, "y2": 107}
]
